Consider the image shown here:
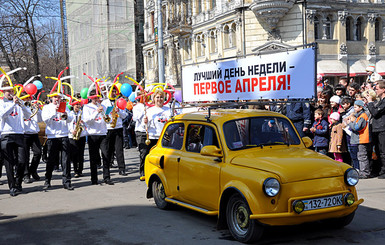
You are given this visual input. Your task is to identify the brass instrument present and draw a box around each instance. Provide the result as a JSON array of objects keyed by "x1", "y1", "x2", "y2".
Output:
[
  {"x1": 98, "y1": 102, "x2": 111, "y2": 123},
  {"x1": 110, "y1": 100, "x2": 119, "y2": 128},
  {"x1": 73, "y1": 110, "x2": 84, "y2": 140}
]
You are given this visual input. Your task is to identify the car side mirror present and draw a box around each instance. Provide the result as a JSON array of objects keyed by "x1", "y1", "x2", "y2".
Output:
[
  {"x1": 302, "y1": 136, "x2": 313, "y2": 148},
  {"x1": 200, "y1": 145, "x2": 223, "y2": 158}
]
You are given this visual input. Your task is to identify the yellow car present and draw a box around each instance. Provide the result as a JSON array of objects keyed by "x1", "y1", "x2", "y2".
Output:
[{"x1": 145, "y1": 109, "x2": 363, "y2": 243}]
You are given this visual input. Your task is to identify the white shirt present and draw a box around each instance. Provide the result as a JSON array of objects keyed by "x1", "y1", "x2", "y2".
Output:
[
  {"x1": 42, "y1": 103, "x2": 72, "y2": 139},
  {"x1": 146, "y1": 105, "x2": 172, "y2": 139},
  {"x1": 101, "y1": 99, "x2": 128, "y2": 130},
  {"x1": 67, "y1": 110, "x2": 87, "y2": 139},
  {"x1": 82, "y1": 102, "x2": 107, "y2": 136},
  {"x1": 132, "y1": 103, "x2": 146, "y2": 133},
  {"x1": 24, "y1": 109, "x2": 42, "y2": 134},
  {"x1": 0, "y1": 98, "x2": 32, "y2": 135}
]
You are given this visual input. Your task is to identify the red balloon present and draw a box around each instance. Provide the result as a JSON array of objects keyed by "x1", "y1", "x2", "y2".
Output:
[
  {"x1": 25, "y1": 83, "x2": 38, "y2": 95},
  {"x1": 81, "y1": 98, "x2": 88, "y2": 106},
  {"x1": 116, "y1": 98, "x2": 127, "y2": 110}
]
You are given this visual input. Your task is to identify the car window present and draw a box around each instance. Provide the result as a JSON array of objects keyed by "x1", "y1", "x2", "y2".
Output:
[
  {"x1": 224, "y1": 117, "x2": 301, "y2": 150},
  {"x1": 186, "y1": 124, "x2": 219, "y2": 153},
  {"x1": 161, "y1": 123, "x2": 184, "y2": 150}
]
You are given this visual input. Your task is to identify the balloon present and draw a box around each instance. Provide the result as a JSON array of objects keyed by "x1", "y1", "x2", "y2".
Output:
[
  {"x1": 115, "y1": 83, "x2": 122, "y2": 92},
  {"x1": 81, "y1": 98, "x2": 88, "y2": 106},
  {"x1": 128, "y1": 92, "x2": 136, "y2": 102},
  {"x1": 126, "y1": 101, "x2": 133, "y2": 110},
  {"x1": 24, "y1": 83, "x2": 38, "y2": 95},
  {"x1": 174, "y1": 90, "x2": 182, "y2": 103},
  {"x1": 116, "y1": 98, "x2": 127, "y2": 110},
  {"x1": 66, "y1": 102, "x2": 72, "y2": 110},
  {"x1": 80, "y1": 87, "x2": 89, "y2": 99},
  {"x1": 120, "y1": 83, "x2": 132, "y2": 97},
  {"x1": 33, "y1": 80, "x2": 43, "y2": 90}
]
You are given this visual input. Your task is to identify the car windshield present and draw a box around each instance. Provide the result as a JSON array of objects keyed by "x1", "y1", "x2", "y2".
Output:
[{"x1": 223, "y1": 117, "x2": 301, "y2": 150}]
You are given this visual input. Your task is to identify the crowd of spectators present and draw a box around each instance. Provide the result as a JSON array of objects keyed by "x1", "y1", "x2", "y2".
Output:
[{"x1": 264, "y1": 75, "x2": 385, "y2": 179}]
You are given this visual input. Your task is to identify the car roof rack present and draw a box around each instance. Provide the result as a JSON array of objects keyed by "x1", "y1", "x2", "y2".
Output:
[{"x1": 171, "y1": 98, "x2": 314, "y2": 122}]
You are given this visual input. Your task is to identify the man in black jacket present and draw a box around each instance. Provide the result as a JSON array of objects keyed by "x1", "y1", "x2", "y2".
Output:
[{"x1": 366, "y1": 80, "x2": 385, "y2": 178}]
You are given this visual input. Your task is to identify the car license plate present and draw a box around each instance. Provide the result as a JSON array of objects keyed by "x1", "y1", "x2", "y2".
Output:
[{"x1": 303, "y1": 194, "x2": 343, "y2": 211}]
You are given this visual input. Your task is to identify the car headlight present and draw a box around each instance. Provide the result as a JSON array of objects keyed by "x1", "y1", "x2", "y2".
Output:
[
  {"x1": 344, "y1": 168, "x2": 359, "y2": 186},
  {"x1": 263, "y1": 178, "x2": 280, "y2": 197}
]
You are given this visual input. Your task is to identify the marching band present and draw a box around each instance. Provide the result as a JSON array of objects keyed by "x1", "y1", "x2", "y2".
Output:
[{"x1": 0, "y1": 67, "x2": 176, "y2": 196}]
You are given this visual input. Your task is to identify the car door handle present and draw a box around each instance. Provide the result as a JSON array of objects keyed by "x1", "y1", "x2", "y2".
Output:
[{"x1": 177, "y1": 157, "x2": 181, "y2": 162}]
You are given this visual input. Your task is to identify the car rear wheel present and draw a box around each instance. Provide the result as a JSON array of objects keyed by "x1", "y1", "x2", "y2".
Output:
[
  {"x1": 226, "y1": 193, "x2": 263, "y2": 243},
  {"x1": 152, "y1": 179, "x2": 169, "y2": 210}
]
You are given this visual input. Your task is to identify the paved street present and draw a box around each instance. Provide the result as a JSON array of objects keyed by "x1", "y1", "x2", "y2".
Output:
[{"x1": 1, "y1": 147, "x2": 385, "y2": 245}]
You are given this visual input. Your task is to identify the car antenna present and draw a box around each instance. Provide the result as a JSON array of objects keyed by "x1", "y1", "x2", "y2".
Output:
[{"x1": 205, "y1": 107, "x2": 212, "y2": 122}]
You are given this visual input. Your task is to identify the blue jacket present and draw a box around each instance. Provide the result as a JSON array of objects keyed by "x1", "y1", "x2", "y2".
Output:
[{"x1": 312, "y1": 118, "x2": 329, "y2": 147}]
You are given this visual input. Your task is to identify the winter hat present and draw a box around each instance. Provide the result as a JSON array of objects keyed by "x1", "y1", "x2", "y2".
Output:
[
  {"x1": 317, "y1": 74, "x2": 323, "y2": 81},
  {"x1": 366, "y1": 65, "x2": 375, "y2": 72},
  {"x1": 330, "y1": 95, "x2": 341, "y2": 104},
  {"x1": 329, "y1": 112, "x2": 340, "y2": 121},
  {"x1": 354, "y1": 100, "x2": 365, "y2": 107}
]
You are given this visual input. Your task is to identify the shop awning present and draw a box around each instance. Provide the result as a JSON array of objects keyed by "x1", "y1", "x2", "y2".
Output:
[
  {"x1": 317, "y1": 60, "x2": 347, "y2": 76},
  {"x1": 348, "y1": 60, "x2": 368, "y2": 77},
  {"x1": 375, "y1": 60, "x2": 385, "y2": 76}
]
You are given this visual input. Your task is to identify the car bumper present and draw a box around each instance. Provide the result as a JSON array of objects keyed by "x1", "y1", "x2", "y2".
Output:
[{"x1": 250, "y1": 190, "x2": 364, "y2": 226}]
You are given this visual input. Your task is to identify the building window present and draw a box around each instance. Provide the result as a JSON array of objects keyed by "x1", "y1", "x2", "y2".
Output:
[
  {"x1": 196, "y1": 0, "x2": 202, "y2": 14},
  {"x1": 196, "y1": 35, "x2": 202, "y2": 57},
  {"x1": 151, "y1": 11, "x2": 155, "y2": 34},
  {"x1": 346, "y1": 16, "x2": 353, "y2": 41},
  {"x1": 210, "y1": 0, "x2": 216, "y2": 9},
  {"x1": 223, "y1": 25, "x2": 230, "y2": 49},
  {"x1": 209, "y1": 30, "x2": 217, "y2": 53},
  {"x1": 324, "y1": 17, "x2": 331, "y2": 39},
  {"x1": 375, "y1": 18, "x2": 381, "y2": 41},
  {"x1": 314, "y1": 16, "x2": 319, "y2": 40},
  {"x1": 230, "y1": 23, "x2": 237, "y2": 47},
  {"x1": 355, "y1": 17, "x2": 363, "y2": 41}
]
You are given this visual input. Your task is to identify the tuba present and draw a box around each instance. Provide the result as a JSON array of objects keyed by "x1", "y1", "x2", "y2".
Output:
[
  {"x1": 73, "y1": 110, "x2": 84, "y2": 140},
  {"x1": 110, "y1": 100, "x2": 119, "y2": 128}
]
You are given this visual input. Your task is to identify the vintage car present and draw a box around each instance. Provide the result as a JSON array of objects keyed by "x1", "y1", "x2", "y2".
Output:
[{"x1": 144, "y1": 109, "x2": 363, "y2": 243}]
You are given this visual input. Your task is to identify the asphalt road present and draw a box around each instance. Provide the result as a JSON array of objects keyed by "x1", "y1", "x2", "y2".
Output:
[{"x1": 0, "y1": 147, "x2": 385, "y2": 245}]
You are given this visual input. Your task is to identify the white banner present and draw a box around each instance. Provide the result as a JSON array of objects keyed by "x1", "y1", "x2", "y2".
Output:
[{"x1": 182, "y1": 48, "x2": 315, "y2": 102}]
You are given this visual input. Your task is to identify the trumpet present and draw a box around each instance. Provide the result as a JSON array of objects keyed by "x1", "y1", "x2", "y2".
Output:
[{"x1": 97, "y1": 102, "x2": 111, "y2": 123}]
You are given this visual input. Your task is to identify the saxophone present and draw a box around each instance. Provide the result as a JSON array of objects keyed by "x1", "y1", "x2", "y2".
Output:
[
  {"x1": 73, "y1": 110, "x2": 84, "y2": 141},
  {"x1": 110, "y1": 100, "x2": 119, "y2": 128}
]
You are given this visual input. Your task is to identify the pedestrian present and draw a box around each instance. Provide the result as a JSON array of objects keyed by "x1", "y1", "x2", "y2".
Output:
[
  {"x1": 133, "y1": 90, "x2": 148, "y2": 178},
  {"x1": 42, "y1": 94, "x2": 74, "y2": 190},
  {"x1": 347, "y1": 100, "x2": 372, "y2": 179},
  {"x1": 329, "y1": 112, "x2": 346, "y2": 162},
  {"x1": 23, "y1": 94, "x2": 43, "y2": 183},
  {"x1": 365, "y1": 80, "x2": 385, "y2": 179},
  {"x1": 82, "y1": 90, "x2": 113, "y2": 185},
  {"x1": 68, "y1": 95, "x2": 87, "y2": 178},
  {"x1": 0, "y1": 82, "x2": 32, "y2": 196},
  {"x1": 347, "y1": 83, "x2": 360, "y2": 100},
  {"x1": 341, "y1": 97, "x2": 359, "y2": 169},
  {"x1": 366, "y1": 65, "x2": 383, "y2": 84},
  {"x1": 285, "y1": 100, "x2": 312, "y2": 137},
  {"x1": 102, "y1": 86, "x2": 128, "y2": 176},
  {"x1": 310, "y1": 109, "x2": 329, "y2": 155}
]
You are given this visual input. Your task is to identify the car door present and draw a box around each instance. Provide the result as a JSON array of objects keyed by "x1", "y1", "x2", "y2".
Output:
[
  {"x1": 178, "y1": 123, "x2": 221, "y2": 210},
  {"x1": 159, "y1": 122, "x2": 185, "y2": 197}
]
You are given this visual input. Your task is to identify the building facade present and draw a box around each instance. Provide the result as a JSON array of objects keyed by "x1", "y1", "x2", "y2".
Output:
[
  {"x1": 142, "y1": 0, "x2": 385, "y2": 87},
  {"x1": 66, "y1": 0, "x2": 144, "y2": 91}
]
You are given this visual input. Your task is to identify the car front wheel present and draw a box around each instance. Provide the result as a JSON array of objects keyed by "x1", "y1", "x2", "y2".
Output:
[
  {"x1": 226, "y1": 193, "x2": 263, "y2": 243},
  {"x1": 152, "y1": 178, "x2": 169, "y2": 210}
]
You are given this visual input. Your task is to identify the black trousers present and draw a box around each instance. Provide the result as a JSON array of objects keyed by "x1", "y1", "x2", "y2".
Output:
[
  {"x1": 45, "y1": 137, "x2": 71, "y2": 184},
  {"x1": 136, "y1": 131, "x2": 157, "y2": 176},
  {"x1": 24, "y1": 133, "x2": 42, "y2": 177},
  {"x1": 1, "y1": 134, "x2": 28, "y2": 189},
  {"x1": 88, "y1": 135, "x2": 109, "y2": 182},
  {"x1": 373, "y1": 131, "x2": 385, "y2": 175},
  {"x1": 69, "y1": 136, "x2": 86, "y2": 175},
  {"x1": 106, "y1": 128, "x2": 125, "y2": 171}
]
